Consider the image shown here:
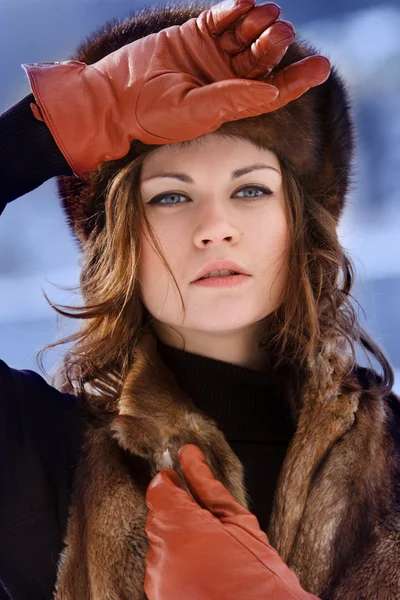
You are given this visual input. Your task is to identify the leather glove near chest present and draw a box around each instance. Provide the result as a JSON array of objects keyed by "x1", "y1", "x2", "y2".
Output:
[{"x1": 144, "y1": 443, "x2": 320, "y2": 600}]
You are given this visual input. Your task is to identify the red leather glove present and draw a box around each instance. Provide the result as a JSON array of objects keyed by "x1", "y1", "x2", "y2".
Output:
[
  {"x1": 144, "y1": 443, "x2": 320, "y2": 600},
  {"x1": 21, "y1": 0, "x2": 330, "y2": 179}
]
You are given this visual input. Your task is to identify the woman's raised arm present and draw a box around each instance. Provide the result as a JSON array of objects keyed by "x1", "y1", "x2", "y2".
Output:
[{"x1": 0, "y1": 93, "x2": 72, "y2": 210}]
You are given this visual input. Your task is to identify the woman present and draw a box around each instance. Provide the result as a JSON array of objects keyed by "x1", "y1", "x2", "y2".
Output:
[{"x1": 1, "y1": 0, "x2": 399, "y2": 598}]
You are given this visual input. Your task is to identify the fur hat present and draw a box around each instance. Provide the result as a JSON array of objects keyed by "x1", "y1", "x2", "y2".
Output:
[{"x1": 56, "y1": 1, "x2": 356, "y2": 249}]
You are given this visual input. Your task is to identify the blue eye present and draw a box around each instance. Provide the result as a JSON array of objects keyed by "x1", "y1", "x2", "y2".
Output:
[{"x1": 146, "y1": 185, "x2": 273, "y2": 207}]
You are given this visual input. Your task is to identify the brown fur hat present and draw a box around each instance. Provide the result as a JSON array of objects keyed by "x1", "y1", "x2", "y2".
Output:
[{"x1": 56, "y1": 1, "x2": 356, "y2": 250}]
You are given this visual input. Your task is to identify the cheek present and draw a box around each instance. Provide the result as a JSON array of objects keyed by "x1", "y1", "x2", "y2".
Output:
[
  {"x1": 137, "y1": 231, "x2": 163, "y2": 286},
  {"x1": 137, "y1": 227, "x2": 186, "y2": 319},
  {"x1": 137, "y1": 226, "x2": 181, "y2": 287},
  {"x1": 253, "y1": 208, "x2": 290, "y2": 266},
  {"x1": 137, "y1": 233, "x2": 168, "y2": 313}
]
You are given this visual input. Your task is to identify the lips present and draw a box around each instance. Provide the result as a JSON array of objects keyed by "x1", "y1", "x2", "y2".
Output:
[
  {"x1": 199, "y1": 270, "x2": 238, "y2": 280},
  {"x1": 193, "y1": 260, "x2": 250, "y2": 282}
]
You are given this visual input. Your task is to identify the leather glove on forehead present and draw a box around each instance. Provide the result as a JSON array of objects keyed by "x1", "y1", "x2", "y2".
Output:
[{"x1": 21, "y1": 0, "x2": 330, "y2": 179}]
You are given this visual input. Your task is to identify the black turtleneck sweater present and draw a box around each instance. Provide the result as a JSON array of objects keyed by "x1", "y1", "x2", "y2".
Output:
[{"x1": 156, "y1": 338, "x2": 296, "y2": 533}]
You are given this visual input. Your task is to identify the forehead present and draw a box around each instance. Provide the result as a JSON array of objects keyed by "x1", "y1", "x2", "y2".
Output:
[{"x1": 140, "y1": 134, "x2": 280, "y2": 179}]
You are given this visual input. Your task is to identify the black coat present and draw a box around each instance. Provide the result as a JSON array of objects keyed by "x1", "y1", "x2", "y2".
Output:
[
  {"x1": 0, "y1": 361, "x2": 84, "y2": 599},
  {"x1": 1, "y1": 94, "x2": 81, "y2": 598}
]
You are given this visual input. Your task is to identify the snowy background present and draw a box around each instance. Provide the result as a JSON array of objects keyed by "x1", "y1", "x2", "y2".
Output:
[{"x1": 1, "y1": 0, "x2": 399, "y2": 391}]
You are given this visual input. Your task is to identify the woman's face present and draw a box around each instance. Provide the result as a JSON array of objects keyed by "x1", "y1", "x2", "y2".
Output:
[{"x1": 138, "y1": 134, "x2": 289, "y2": 366}]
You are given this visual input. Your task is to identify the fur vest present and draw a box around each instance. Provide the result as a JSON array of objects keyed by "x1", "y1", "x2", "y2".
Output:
[{"x1": 53, "y1": 331, "x2": 400, "y2": 599}]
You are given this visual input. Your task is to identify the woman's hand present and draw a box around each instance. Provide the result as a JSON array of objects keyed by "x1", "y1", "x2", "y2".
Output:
[
  {"x1": 144, "y1": 443, "x2": 320, "y2": 600},
  {"x1": 22, "y1": 0, "x2": 330, "y2": 178}
]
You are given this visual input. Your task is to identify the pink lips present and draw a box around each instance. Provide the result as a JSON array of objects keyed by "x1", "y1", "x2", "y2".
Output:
[
  {"x1": 193, "y1": 260, "x2": 250, "y2": 283},
  {"x1": 192, "y1": 273, "x2": 250, "y2": 287}
]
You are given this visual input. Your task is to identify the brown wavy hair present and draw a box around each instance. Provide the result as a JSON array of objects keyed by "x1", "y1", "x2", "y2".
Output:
[{"x1": 37, "y1": 133, "x2": 395, "y2": 416}]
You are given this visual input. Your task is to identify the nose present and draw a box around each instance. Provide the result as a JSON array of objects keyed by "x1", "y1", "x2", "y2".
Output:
[{"x1": 192, "y1": 202, "x2": 242, "y2": 247}]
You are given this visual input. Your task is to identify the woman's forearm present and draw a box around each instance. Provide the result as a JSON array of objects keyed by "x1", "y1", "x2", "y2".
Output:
[{"x1": 0, "y1": 93, "x2": 73, "y2": 212}]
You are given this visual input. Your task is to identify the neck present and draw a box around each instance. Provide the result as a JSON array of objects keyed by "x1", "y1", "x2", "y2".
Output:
[{"x1": 152, "y1": 322, "x2": 267, "y2": 372}]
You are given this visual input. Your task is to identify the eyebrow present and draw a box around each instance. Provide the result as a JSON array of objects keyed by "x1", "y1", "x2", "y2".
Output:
[{"x1": 142, "y1": 163, "x2": 281, "y2": 183}]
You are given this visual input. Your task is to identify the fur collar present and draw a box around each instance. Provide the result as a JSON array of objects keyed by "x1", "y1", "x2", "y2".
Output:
[{"x1": 53, "y1": 331, "x2": 400, "y2": 599}]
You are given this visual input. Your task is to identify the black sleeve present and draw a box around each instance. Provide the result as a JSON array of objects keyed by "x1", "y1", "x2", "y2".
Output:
[
  {"x1": 0, "y1": 360, "x2": 85, "y2": 599},
  {"x1": 0, "y1": 93, "x2": 74, "y2": 213}
]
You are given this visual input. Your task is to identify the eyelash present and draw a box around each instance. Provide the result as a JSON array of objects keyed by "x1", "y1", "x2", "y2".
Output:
[{"x1": 145, "y1": 185, "x2": 273, "y2": 207}]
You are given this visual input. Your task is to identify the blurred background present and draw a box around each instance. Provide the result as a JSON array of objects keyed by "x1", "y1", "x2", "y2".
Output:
[{"x1": 1, "y1": 0, "x2": 399, "y2": 391}]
